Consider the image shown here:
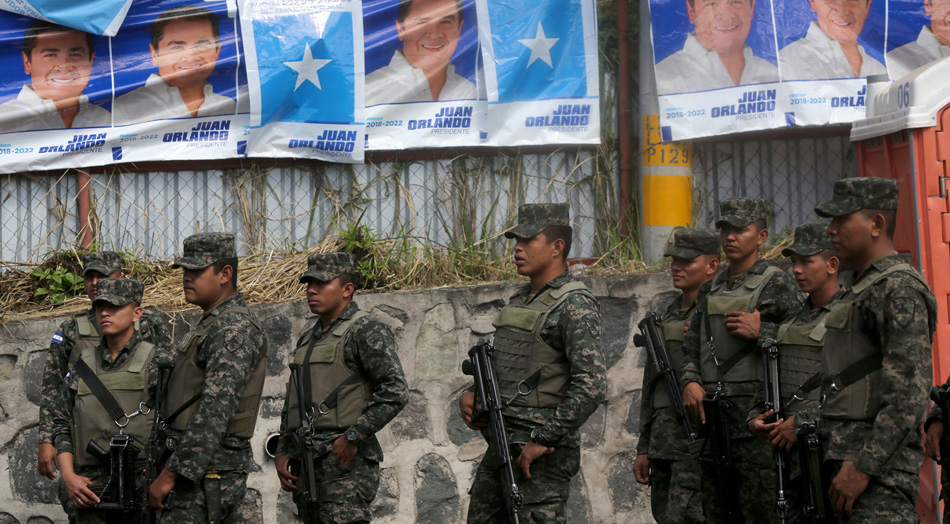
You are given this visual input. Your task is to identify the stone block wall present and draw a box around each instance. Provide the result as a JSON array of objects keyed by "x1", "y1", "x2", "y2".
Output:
[{"x1": 0, "y1": 273, "x2": 674, "y2": 523}]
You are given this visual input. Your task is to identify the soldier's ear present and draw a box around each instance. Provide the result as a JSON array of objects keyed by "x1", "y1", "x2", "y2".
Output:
[{"x1": 341, "y1": 280, "x2": 356, "y2": 299}]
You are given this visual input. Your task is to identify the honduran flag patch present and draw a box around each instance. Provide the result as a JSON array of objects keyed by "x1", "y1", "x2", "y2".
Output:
[{"x1": 52, "y1": 333, "x2": 64, "y2": 344}]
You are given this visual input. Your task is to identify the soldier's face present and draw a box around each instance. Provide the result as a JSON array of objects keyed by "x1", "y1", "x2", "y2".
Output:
[
  {"x1": 790, "y1": 253, "x2": 836, "y2": 294},
  {"x1": 670, "y1": 255, "x2": 717, "y2": 291},
  {"x1": 926, "y1": 0, "x2": 950, "y2": 45},
  {"x1": 182, "y1": 265, "x2": 228, "y2": 309},
  {"x1": 23, "y1": 30, "x2": 94, "y2": 104},
  {"x1": 809, "y1": 0, "x2": 871, "y2": 45},
  {"x1": 688, "y1": 0, "x2": 755, "y2": 54},
  {"x1": 305, "y1": 277, "x2": 352, "y2": 317},
  {"x1": 83, "y1": 269, "x2": 120, "y2": 301},
  {"x1": 513, "y1": 233, "x2": 560, "y2": 277},
  {"x1": 826, "y1": 211, "x2": 874, "y2": 265},
  {"x1": 718, "y1": 223, "x2": 766, "y2": 262},
  {"x1": 96, "y1": 302, "x2": 143, "y2": 337},
  {"x1": 150, "y1": 18, "x2": 220, "y2": 90}
]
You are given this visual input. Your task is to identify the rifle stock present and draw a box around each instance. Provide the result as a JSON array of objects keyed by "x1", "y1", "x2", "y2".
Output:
[
  {"x1": 795, "y1": 418, "x2": 828, "y2": 522},
  {"x1": 462, "y1": 337, "x2": 522, "y2": 524},
  {"x1": 290, "y1": 363, "x2": 319, "y2": 523},
  {"x1": 762, "y1": 339, "x2": 788, "y2": 521},
  {"x1": 145, "y1": 361, "x2": 174, "y2": 523},
  {"x1": 87, "y1": 434, "x2": 140, "y2": 523},
  {"x1": 701, "y1": 396, "x2": 744, "y2": 523}
]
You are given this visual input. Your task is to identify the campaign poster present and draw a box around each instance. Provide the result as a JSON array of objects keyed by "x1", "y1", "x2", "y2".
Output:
[
  {"x1": 886, "y1": 0, "x2": 950, "y2": 79},
  {"x1": 238, "y1": 0, "x2": 364, "y2": 162},
  {"x1": 476, "y1": 0, "x2": 600, "y2": 147},
  {"x1": 110, "y1": 0, "x2": 249, "y2": 162},
  {"x1": 0, "y1": 14, "x2": 114, "y2": 173},
  {"x1": 0, "y1": 0, "x2": 133, "y2": 36},
  {"x1": 363, "y1": 0, "x2": 482, "y2": 150}
]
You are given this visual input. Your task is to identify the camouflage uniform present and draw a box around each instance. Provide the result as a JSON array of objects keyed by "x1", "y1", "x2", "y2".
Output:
[
  {"x1": 49, "y1": 279, "x2": 173, "y2": 523},
  {"x1": 160, "y1": 233, "x2": 269, "y2": 524},
  {"x1": 276, "y1": 252, "x2": 408, "y2": 524},
  {"x1": 814, "y1": 178, "x2": 938, "y2": 523},
  {"x1": 681, "y1": 198, "x2": 803, "y2": 524},
  {"x1": 637, "y1": 228, "x2": 718, "y2": 524},
  {"x1": 38, "y1": 253, "x2": 171, "y2": 521},
  {"x1": 467, "y1": 203, "x2": 607, "y2": 524}
]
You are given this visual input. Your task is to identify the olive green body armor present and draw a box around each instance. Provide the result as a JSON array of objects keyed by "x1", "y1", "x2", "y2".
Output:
[
  {"x1": 653, "y1": 318, "x2": 689, "y2": 409},
  {"x1": 72, "y1": 342, "x2": 155, "y2": 467},
  {"x1": 700, "y1": 266, "x2": 781, "y2": 386},
  {"x1": 68, "y1": 313, "x2": 101, "y2": 367},
  {"x1": 491, "y1": 281, "x2": 594, "y2": 408},
  {"x1": 777, "y1": 314, "x2": 827, "y2": 414},
  {"x1": 287, "y1": 311, "x2": 372, "y2": 431},
  {"x1": 821, "y1": 263, "x2": 926, "y2": 420},
  {"x1": 163, "y1": 306, "x2": 268, "y2": 438}
]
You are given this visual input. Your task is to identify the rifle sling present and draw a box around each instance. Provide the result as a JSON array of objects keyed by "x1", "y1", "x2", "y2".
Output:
[
  {"x1": 823, "y1": 353, "x2": 884, "y2": 392},
  {"x1": 320, "y1": 372, "x2": 363, "y2": 411},
  {"x1": 73, "y1": 358, "x2": 126, "y2": 424},
  {"x1": 163, "y1": 392, "x2": 201, "y2": 427}
]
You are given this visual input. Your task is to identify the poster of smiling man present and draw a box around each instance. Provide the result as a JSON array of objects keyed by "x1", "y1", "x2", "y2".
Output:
[{"x1": 363, "y1": 0, "x2": 482, "y2": 150}]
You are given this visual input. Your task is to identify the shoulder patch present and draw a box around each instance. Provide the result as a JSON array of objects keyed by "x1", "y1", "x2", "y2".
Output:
[{"x1": 52, "y1": 332, "x2": 64, "y2": 345}]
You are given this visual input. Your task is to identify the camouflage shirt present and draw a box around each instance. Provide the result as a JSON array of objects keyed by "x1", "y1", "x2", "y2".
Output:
[
  {"x1": 49, "y1": 330, "x2": 173, "y2": 454},
  {"x1": 39, "y1": 309, "x2": 171, "y2": 445},
  {"x1": 483, "y1": 271, "x2": 607, "y2": 446},
  {"x1": 276, "y1": 301, "x2": 408, "y2": 462},
  {"x1": 680, "y1": 259, "x2": 804, "y2": 389},
  {"x1": 820, "y1": 253, "x2": 937, "y2": 476},
  {"x1": 637, "y1": 292, "x2": 696, "y2": 459},
  {"x1": 163, "y1": 294, "x2": 268, "y2": 481}
]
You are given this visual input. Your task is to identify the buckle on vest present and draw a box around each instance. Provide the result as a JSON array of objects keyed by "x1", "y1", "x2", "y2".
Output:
[
  {"x1": 317, "y1": 401, "x2": 332, "y2": 416},
  {"x1": 114, "y1": 402, "x2": 151, "y2": 429}
]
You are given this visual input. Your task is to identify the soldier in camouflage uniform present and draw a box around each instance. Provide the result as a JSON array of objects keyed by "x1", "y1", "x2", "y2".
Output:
[
  {"x1": 747, "y1": 222, "x2": 843, "y2": 523},
  {"x1": 149, "y1": 233, "x2": 269, "y2": 523},
  {"x1": 51, "y1": 278, "x2": 173, "y2": 522},
  {"x1": 38, "y1": 251, "x2": 171, "y2": 522},
  {"x1": 680, "y1": 198, "x2": 803, "y2": 524},
  {"x1": 459, "y1": 203, "x2": 607, "y2": 523},
  {"x1": 633, "y1": 228, "x2": 719, "y2": 524},
  {"x1": 274, "y1": 252, "x2": 408, "y2": 523},
  {"x1": 813, "y1": 177, "x2": 937, "y2": 522}
]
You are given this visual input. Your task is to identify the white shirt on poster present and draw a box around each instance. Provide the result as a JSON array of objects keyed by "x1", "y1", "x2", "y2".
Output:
[
  {"x1": 365, "y1": 50, "x2": 476, "y2": 106},
  {"x1": 113, "y1": 73, "x2": 236, "y2": 125},
  {"x1": 886, "y1": 25, "x2": 950, "y2": 80},
  {"x1": 654, "y1": 33, "x2": 779, "y2": 95},
  {"x1": 0, "y1": 85, "x2": 110, "y2": 133},
  {"x1": 779, "y1": 21, "x2": 886, "y2": 80}
]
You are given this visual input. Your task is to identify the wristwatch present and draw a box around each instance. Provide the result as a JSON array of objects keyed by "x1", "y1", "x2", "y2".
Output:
[
  {"x1": 530, "y1": 427, "x2": 550, "y2": 447},
  {"x1": 345, "y1": 429, "x2": 359, "y2": 443}
]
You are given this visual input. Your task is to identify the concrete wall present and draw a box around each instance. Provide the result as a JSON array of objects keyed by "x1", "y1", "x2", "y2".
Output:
[{"x1": 0, "y1": 273, "x2": 673, "y2": 523}]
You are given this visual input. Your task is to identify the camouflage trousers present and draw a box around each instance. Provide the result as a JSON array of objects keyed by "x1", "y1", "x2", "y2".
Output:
[
  {"x1": 701, "y1": 436, "x2": 779, "y2": 524},
  {"x1": 822, "y1": 460, "x2": 919, "y2": 524},
  {"x1": 291, "y1": 451, "x2": 380, "y2": 524},
  {"x1": 158, "y1": 469, "x2": 247, "y2": 524},
  {"x1": 648, "y1": 457, "x2": 704, "y2": 524},
  {"x1": 467, "y1": 442, "x2": 580, "y2": 524},
  {"x1": 59, "y1": 463, "x2": 149, "y2": 524}
]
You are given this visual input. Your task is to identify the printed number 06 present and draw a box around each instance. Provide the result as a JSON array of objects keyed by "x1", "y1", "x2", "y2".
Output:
[{"x1": 897, "y1": 83, "x2": 910, "y2": 109}]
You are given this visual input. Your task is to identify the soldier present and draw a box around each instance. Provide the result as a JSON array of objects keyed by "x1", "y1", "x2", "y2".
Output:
[
  {"x1": 51, "y1": 278, "x2": 172, "y2": 522},
  {"x1": 679, "y1": 198, "x2": 803, "y2": 524},
  {"x1": 747, "y1": 222, "x2": 843, "y2": 523},
  {"x1": 634, "y1": 228, "x2": 720, "y2": 524},
  {"x1": 38, "y1": 251, "x2": 170, "y2": 521},
  {"x1": 813, "y1": 177, "x2": 937, "y2": 522},
  {"x1": 149, "y1": 233, "x2": 269, "y2": 523},
  {"x1": 274, "y1": 252, "x2": 408, "y2": 522},
  {"x1": 459, "y1": 203, "x2": 607, "y2": 523}
]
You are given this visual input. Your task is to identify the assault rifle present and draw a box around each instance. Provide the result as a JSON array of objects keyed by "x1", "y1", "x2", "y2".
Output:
[
  {"x1": 462, "y1": 336, "x2": 523, "y2": 524},
  {"x1": 290, "y1": 363, "x2": 319, "y2": 523},
  {"x1": 633, "y1": 313, "x2": 699, "y2": 450},
  {"x1": 701, "y1": 395, "x2": 744, "y2": 523},
  {"x1": 931, "y1": 384, "x2": 950, "y2": 466},
  {"x1": 86, "y1": 436, "x2": 141, "y2": 523},
  {"x1": 146, "y1": 361, "x2": 175, "y2": 522},
  {"x1": 796, "y1": 418, "x2": 828, "y2": 521},
  {"x1": 762, "y1": 338, "x2": 788, "y2": 521}
]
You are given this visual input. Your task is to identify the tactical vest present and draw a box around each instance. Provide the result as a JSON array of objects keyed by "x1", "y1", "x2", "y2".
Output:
[
  {"x1": 162, "y1": 305, "x2": 268, "y2": 438},
  {"x1": 777, "y1": 313, "x2": 827, "y2": 414},
  {"x1": 287, "y1": 311, "x2": 372, "y2": 430},
  {"x1": 700, "y1": 266, "x2": 781, "y2": 385},
  {"x1": 491, "y1": 281, "x2": 594, "y2": 408},
  {"x1": 72, "y1": 342, "x2": 155, "y2": 467},
  {"x1": 67, "y1": 313, "x2": 101, "y2": 367},
  {"x1": 822, "y1": 263, "x2": 927, "y2": 420},
  {"x1": 653, "y1": 316, "x2": 689, "y2": 409}
]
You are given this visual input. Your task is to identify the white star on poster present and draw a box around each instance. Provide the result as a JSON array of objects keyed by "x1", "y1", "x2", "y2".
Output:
[
  {"x1": 518, "y1": 22, "x2": 558, "y2": 68},
  {"x1": 284, "y1": 43, "x2": 332, "y2": 90}
]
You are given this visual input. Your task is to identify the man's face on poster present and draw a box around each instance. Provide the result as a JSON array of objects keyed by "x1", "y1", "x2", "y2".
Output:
[
  {"x1": 809, "y1": 0, "x2": 871, "y2": 45},
  {"x1": 22, "y1": 29, "x2": 93, "y2": 103},
  {"x1": 926, "y1": 0, "x2": 950, "y2": 45},
  {"x1": 150, "y1": 18, "x2": 221, "y2": 90},
  {"x1": 688, "y1": 0, "x2": 756, "y2": 54},
  {"x1": 396, "y1": 0, "x2": 463, "y2": 73}
]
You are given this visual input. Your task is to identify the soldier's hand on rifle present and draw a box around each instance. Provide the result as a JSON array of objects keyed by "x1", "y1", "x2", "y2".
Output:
[
  {"x1": 149, "y1": 468, "x2": 178, "y2": 509},
  {"x1": 748, "y1": 410, "x2": 780, "y2": 438},
  {"x1": 62, "y1": 470, "x2": 99, "y2": 508},
  {"x1": 769, "y1": 415, "x2": 797, "y2": 452},
  {"x1": 682, "y1": 382, "x2": 706, "y2": 424},
  {"x1": 275, "y1": 454, "x2": 298, "y2": 491},
  {"x1": 828, "y1": 461, "x2": 871, "y2": 518},
  {"x1": 459, "y1": 391, "x2": 488, "y2": 430},
  {"x1": 37, "y1": 442, "x2": 57, "y2": 480},
  {"x1": 517, "y1": 441, "x2": 555, "y2": 479},
  {"x1": 925, "y1": 420, "x2": 943, "y2": 461},
  {"x1": 724, "y1": 310, "x2": 760, "y2": 340},
  {"x1": 633, "y1": 453, "x2": 651, "y2": 484},
  {"x1": 332, "y1": 434, "x2": 358, "y2": 468}
]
